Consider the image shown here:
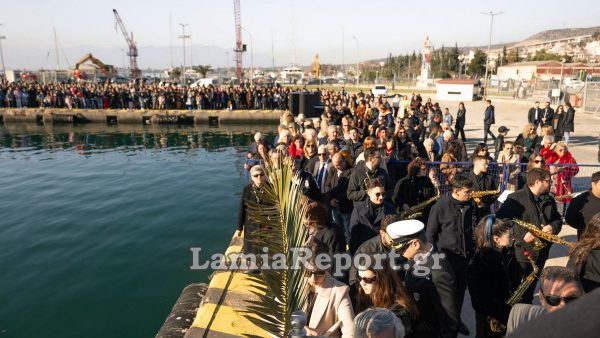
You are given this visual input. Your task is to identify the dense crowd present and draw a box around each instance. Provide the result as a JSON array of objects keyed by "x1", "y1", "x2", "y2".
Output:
[
  {"x1": 236, "y1": 93, "x2": 599, "y2": 338},
  {"x1": 0, "y1": 80, "x2": 292, "y2": 110}
]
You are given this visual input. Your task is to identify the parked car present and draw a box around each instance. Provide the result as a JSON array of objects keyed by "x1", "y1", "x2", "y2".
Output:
[{"x1": 371, "y1": 85, "x2": 387, "y2": 96}]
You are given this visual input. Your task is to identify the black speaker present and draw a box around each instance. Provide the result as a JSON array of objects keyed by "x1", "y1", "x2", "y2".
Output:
[
  {"x1": 300, "y1": 92, "x2": 321, "y2": 118},
  {"x1": 289, "y1": 92, "x2": 301, "y2": 116}
]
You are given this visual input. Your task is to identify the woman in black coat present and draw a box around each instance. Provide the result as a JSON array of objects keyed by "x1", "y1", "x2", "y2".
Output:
[
  {"x1": 454, "y1": 102, "x2": 467, "y2": 142},
  {"x1": 553, "y1": 105, "x2": 566, "y2": 142},
  {"x1": 563, "y1": 102, "x2": 575, "y2": 145},
  {"x1": 236, "y1": 165, "x2": 267, "y2": 254},
  {"x1": 568, "y1": 212, "x2": 600, "y2": 293},
  {"x1": 468, "y1": 216, "x2": 519, "y2": 338}
]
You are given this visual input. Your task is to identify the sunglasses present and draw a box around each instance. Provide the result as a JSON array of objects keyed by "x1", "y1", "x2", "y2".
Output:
[
  {"x1": 374, "y1": 192, "x2": 386, "y2": 198},
  {"x1": 252, "y1": 173, "x2": 265, "y2": 178},
  {"x1": 318, "y1": 153, "x2": 327, "y2": 156},
  {"x1": 534, "y1": 160, "x2": 545, "y2": 164},
  {"x1": 305, "y1": 270, "x2": 326, "y2": 278},
  {"x1": 358, "y1": 276, "x2": 377, "y2": 284},
  {"x1": 306, "y1": 144, "x2": 316, "y2": 148},
  {"x1": 542, "y1": 292, "x2": 580, "y2": 306}
]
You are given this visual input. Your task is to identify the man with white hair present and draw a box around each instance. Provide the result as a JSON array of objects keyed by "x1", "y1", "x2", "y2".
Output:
[
  {"x1": 439, "y1": 130, "x2": 467, "y2": 161},
  {"x1": 249, "y1": 132, "x2": 271, "y2": 155},
  {"x1": 319, "y1": 125, "x2": 341, "y2": 146},
  {"x1": 313, "y1": 145, "x2": 332, "y2": 193},
  {"x1": 354, "y1": 308, "x2": 405, "y2": 338}
]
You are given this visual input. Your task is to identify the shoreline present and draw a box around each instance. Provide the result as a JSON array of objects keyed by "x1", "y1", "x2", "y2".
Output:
[{"x1": 0, "y1": 108, "x2": 284, "y2": 124}]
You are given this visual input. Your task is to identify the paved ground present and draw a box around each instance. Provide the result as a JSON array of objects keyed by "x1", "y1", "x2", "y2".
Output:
[{"x1": 415, "y1": 97, "x2": 597, "y2": 336}]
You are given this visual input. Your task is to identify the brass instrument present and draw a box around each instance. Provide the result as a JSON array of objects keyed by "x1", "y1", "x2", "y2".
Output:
[
  {"x1": 512, "y1": 218, "x2": 575, "y2": 248},
  {"x1": 471, "y1": 187, "x2": 501, "y2": 204},
  {"x1": 488, "y1": 251, "x2": 539, "y2": 333},
  {"x1": 400, "y1": 195, "x2": 440, "y2": 219}
]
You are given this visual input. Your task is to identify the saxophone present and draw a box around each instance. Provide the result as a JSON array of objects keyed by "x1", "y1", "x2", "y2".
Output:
[
  {"x1": 512, "y1": 219, "x2": 575, "y2": 249},
  {"x1": 471, "y1": 187, "x2": 501, "y2": 204},
  {"x1": 488, "y1": 251, "x2": 539, "y2": 333},
  {"x1": 400, "y1": 194, "x2": 440, "y2": 220}
]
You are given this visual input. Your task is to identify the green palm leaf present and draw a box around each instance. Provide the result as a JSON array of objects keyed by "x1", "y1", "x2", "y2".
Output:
[{"x1": 240, "y1": 157, "x2": 310, "y2": 337}]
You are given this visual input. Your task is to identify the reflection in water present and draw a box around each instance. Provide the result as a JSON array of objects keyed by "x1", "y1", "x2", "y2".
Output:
[{"x1": 0, "y1": 124, "x2": 278, "y2": 154}]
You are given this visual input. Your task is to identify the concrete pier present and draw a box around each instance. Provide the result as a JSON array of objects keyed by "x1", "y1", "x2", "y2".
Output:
[{"x1": 0, "y1": 108, "x2": 283, "y2": 124}]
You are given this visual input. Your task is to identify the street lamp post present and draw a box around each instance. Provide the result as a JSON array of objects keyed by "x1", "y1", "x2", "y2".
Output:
[
  {"x1": 178, "y1": 23, "x2": 190, "y2": 84},
  {"x1": 352, "y1": 36, "x2": 359, "y2": 87},
  {"x1": 482, "y1": 11, "x2": 503, "y2": 98},
  {"x1": 241, "y1": 27, "x2": 254, "y2": 86},
  {"x1": 0, "y1": 23, "x2": 6, "y2": 76}
]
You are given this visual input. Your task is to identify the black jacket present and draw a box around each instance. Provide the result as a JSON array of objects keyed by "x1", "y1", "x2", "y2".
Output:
[
  {"x1": 528, "y1": 107, "x2": 542, "y2": 124},
  {"x1": 564, "y1": 107, "x2": 575, "y2": 132},
  {"x1": 565, "y1": 190, "x2": 600, "y2": 238},
  {"x1": 426, "y1": 194, "x2": 476, "y2": 258},
  {"x1": 404, "y1": 250, "x2": 459, "y2": 338},
  {"x1": 568, "y1": 249, "x2": 600, "y2": 293},
  {"x1": 237, "y1": 183, "x2": 266, "y2": 254},
  {"x1": 348, "y1": 235, "x2": 402, "y2": 286},
  {"x1": 484, "y1": 105, "x2": 495, "y2": 125},
  {"x1": 541, "y1": 107, "x2": 554, "y2": 125},
  {"x1": 468, "y1": 247, "x2": 520, "y2": 325},
  {"x1": 346, "y1": 162, "x2": 393, "y2": 202},
  {"x1": 455, "y1": 108, "x2": 466, "y2": 129},
  {"x1": 349, "y1": 199, "x2": 396, "y2": 255},
  {"x1": 324, "y1": 167, "x2": 353, "y2": 214},
  {"x1": 495, "y1": 186, "x2": 562, "y2": 262}
]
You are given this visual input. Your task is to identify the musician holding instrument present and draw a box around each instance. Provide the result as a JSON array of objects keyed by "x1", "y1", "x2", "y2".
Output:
[
  {"x1": 426, "y1": 176, "x2": 477, "y2": 336},
  {"x1": 496, "y1": 168, "x2": 563, "y2": 303},
  {"x1": 392, "y1": 157, "x2": 437, "y2": 223},
  {"x1": 468, "y1": 215, "x2": 520, "y2": 338},
  {"x1": 468, "y1": 156, "x2": 499, "y2": 221}
]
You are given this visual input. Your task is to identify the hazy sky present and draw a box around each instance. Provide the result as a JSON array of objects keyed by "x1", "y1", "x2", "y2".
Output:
[{"x1": 1, "y1": 0, "x2": 599, "y2": 68}]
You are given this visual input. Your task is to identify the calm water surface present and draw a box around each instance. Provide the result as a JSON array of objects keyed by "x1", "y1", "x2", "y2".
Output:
[{"x1": 0, "y1": 123, "x2": 276, "y2": 338}]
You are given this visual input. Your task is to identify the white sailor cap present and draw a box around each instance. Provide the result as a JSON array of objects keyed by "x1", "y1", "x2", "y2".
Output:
[{"x1": 386, "y1": 220, "x2": 425, "y2": 243}]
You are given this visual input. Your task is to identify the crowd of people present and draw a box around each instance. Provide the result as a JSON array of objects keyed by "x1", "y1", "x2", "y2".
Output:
[
  {"x1": 236, "y1": 93, "x2": 599, "y2": 338},
  {"x1": 0, "y1": 80, "x2": 292, "y2": 110}
]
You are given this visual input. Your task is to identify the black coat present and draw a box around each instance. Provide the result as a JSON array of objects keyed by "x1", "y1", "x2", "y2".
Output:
[
  {"x1": 541, "y1": 107, "x2": 554, "y2": 126},
  {"x1": 455, "y1": 108, "x2": 466, "y2": 129},
  {"x1": 348, "y1": 235, "x2": 404, "y2": 286},
  {"x1": 468, "y1": 247, "x2": 520, "y2": 334},
  {"x1": 564, "y1": 107, "x2": 575, "y2": 132},
  {"x1": 426, "y1": 194, "x2": 476, "y2": 258},
  {"x1": 324, "y1": 167, "x2": 353, "y2": 214},
  {"x1": 554, "y1": 113, "x2": 566, "y2": 137},
  {"x1": 568, "y1": 249, "x2": 600, "y2": 293},
  {"x1": 484, "y1": 105, "x2": 495, "y2": 125},
  {"x1": 528, "y1": 107, "x2": 542, "y2": 124},
  {"x1": 349, "y1": 199, "x2": 396, "y2": 255},
  {"x1": 495, "y1": 186, "x2": 562, "y2": 262},
  {"x1": 565, "y1": 190, "x2": 600, "y2": 238},
  {"x1": 346, "y1": 162, "x2": 393, "y2": 202},
  {"x1": 404, "y1": 250, "x2": 460, "y2": 338},
  {"x1": 237, "y1": 183, "x2": 266, "y2": 254}
]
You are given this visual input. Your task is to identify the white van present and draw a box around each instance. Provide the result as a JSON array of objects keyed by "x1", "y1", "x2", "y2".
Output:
[{"x1": 191, "y1": 78, "x2": 219, "y2": 88}]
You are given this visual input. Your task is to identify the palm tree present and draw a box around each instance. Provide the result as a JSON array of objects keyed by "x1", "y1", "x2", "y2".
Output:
[
  {"x1": 241, "y1": 156, "x2": 310, "y2": 337},
  {"x1": 194, "y1": 65, "x2": 212, "y2": 78}
]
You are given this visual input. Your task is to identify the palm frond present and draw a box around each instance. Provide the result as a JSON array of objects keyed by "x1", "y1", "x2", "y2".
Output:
[{"x1": 240, "y1": 157, "x2": 310, "y2": 337}]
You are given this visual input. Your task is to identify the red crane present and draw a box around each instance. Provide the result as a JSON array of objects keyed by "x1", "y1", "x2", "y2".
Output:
[
  {"x1": 233, "y1": 0, "x2": 244, "y2": 79},
  {"x1": 113, "y1": 9, "x2": 141, "y2": 79}
]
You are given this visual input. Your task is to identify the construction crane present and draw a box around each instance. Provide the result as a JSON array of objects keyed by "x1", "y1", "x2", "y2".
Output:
[
  {"x1": 233, "y1": 0, "x2": 244, "y2": 80},
  {"x1": 113, "y1": 9, "x2": 141, "y2": 79}
]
